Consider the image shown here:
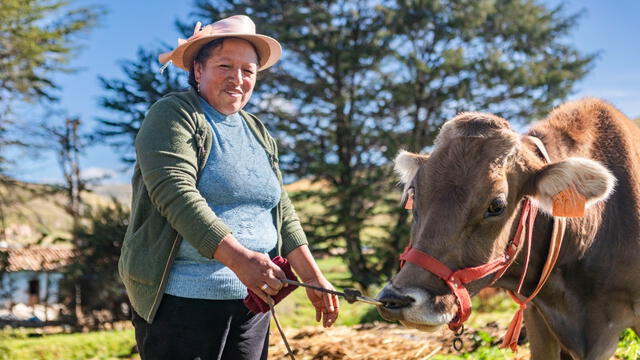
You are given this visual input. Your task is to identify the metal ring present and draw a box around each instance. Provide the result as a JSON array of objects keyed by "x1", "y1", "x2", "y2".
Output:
[
  {"x1": 260, "y1": 283, "x2": 269, "y2": 291},
  {"x1": 453, "y1": 337, "x2": 464, "y2": 352}
]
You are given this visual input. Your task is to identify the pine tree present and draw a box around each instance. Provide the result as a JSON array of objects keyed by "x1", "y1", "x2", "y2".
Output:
[
  {"x1": 59, "y1": 201, "x2": 131, "y2": 325},
  {"x1": 97, "y1": 47, "x2": 187, "y2": 163},
  {"x1": 0, "y1": 0, "x2": 103, "y2": 174},
  {"x1": 0, "y1": 0, "x2": 103, "y2": 109},
  {"x1": 99, "y1": 0, "x2": 594, "y2": 288},
  {"x1": 187, "y1": 0, "x2": 593, "y2": 288}
]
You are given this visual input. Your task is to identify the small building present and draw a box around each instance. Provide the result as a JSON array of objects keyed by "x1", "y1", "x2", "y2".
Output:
[{"x1": 0, "y1": 246, "x2": 75, "y2": 320}]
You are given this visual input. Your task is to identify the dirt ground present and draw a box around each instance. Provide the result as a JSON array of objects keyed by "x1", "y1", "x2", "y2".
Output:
[{"x1": 268, "y1": 322, "x2": 531, "y2": 360}]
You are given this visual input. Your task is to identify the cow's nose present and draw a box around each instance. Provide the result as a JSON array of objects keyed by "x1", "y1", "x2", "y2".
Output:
[{"x1": 378, "y1": 287, "x2": 415, "y2": 309}]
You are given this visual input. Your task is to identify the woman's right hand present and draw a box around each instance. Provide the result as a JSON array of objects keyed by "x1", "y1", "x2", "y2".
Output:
[{"x1": 213, "y1": 233, "x2": 286, "y2": 304}]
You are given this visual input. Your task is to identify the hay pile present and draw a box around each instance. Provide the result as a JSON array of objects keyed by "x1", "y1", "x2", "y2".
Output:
[{"x1": 268, "y1": 322, "x2": 530, "y2": 360}]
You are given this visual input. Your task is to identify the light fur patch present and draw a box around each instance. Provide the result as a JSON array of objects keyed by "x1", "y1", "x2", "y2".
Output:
[
  {"x1": 394, "y1": 150, "x2": 429, "y2": 184},
  {"x1": 534, "y1": 157, "x2": 616, "y2": 214}
]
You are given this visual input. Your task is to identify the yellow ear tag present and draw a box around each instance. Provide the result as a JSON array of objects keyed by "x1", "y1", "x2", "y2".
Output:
[
  {"x1": 552, "y1": 188, "x2": 586, "y2": 217},
  {"x1": 404, "y1": 194, "x2": 414, "y2": 210}
]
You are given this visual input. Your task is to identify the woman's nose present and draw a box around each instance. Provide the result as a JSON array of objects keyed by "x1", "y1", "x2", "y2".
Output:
[{"x1": 228, "y1": 68, "x2": 242, "y2": 85}]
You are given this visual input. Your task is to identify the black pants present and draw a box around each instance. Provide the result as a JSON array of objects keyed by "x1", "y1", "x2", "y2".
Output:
[{"x1": 132, "y1": 294, "x2": 270, "y2": 360}]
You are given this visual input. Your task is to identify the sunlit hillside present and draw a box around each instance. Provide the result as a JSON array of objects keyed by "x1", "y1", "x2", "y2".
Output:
[
  {"x1": 0, "y1": 178, "x2": 122, "y2": 246},
  {"x1": 0, "y1": 177, "x2": 321, "y2": 247}
]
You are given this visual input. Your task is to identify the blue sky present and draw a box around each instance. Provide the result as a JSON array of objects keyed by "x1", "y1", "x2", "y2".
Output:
[{"x1": 10, "y1": 0, "x2": 640, "y2": 185}]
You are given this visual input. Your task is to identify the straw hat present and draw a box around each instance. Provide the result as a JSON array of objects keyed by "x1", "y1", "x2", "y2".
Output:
[{"x1": 158, "y1": 15, "x2": 282, "y2": 71}]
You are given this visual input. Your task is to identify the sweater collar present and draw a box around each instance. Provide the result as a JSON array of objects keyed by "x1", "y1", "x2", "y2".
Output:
[{"x1": 197, "y1": 96, "x2": 240, "y2": 124}]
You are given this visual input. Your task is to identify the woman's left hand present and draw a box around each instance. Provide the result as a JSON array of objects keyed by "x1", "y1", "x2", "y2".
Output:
[
  {"x1": 303, "y1": 276, "x2": 340, "y2": 328},
  {"x1": 285, "y1": 245, "x2": 340, "y2": 327}
]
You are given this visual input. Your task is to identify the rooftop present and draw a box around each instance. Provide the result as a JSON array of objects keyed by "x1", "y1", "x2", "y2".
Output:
[{"x1": 0, "y1": 246, "x2": 76, "y2": 272}]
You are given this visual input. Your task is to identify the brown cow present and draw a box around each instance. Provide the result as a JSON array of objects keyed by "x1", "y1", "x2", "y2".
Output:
[{"x1": 377, "y1": 98, "x2": 640, "y2": 359}]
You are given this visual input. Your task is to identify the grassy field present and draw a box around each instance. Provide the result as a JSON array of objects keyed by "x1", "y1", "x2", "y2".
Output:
[
  {"x1": 1, "y1": 257, "x2": 639, "y2": 359},
  {"x1": 0, "y1": 328, "x2": 137, "y2": 360},
  {"x1": 272, "y1": 256, "x2": 384, "y2": 328}
]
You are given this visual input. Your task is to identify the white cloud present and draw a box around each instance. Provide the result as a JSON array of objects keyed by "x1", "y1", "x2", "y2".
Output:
[{"x1": 81, "y1": 167, "x2": 117, "y2": 180}]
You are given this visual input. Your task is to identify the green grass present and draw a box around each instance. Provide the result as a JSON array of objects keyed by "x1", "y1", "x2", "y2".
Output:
[
  {"x1": 0, "y1": 329, "x2": 138, "y2": 360},
  {"x1": 616, "y1": 329, "x2": 640, "y2": 360},
  {"x1": 468, "y1": 292, "x2": 519, "y2": 329}
]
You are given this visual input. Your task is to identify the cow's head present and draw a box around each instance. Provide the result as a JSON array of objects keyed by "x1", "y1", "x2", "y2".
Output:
[{"x1": 376, "y1": 112, "x2": 615, "y2": 331}]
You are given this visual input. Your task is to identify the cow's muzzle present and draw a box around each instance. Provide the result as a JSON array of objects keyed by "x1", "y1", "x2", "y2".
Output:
[
  {"x1": 378, "y1": 286, "x2": 415, "y2": 309},
  {"x1": 375, "y1": 284, "x2": 454, "y2": 331}
]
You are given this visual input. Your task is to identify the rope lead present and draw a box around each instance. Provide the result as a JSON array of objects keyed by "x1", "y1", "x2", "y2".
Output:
[{"x1": 268, "y1": 295, "x2": 296, "y2": 360}]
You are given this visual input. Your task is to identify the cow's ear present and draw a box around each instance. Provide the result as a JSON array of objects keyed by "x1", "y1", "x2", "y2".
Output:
[
  {"x1": 394, "y1": 150, "x2": 430, "y2": 184},
  {"x1": 531, "y1": 157, "x2": 616, "y2": 216}
]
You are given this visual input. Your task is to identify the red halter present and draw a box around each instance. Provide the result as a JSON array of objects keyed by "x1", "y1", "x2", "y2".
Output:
[{"x1": 399, "y1": 197, "x2": 537, "y2": 331}]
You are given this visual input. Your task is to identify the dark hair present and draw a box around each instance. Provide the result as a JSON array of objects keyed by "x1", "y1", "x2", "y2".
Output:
[
  {"x1": 187, "y1": 37, "x2": 261, "y2": 91},
  {"x1": 188, "y1": 38, "x2": 225, "y2": 91}
]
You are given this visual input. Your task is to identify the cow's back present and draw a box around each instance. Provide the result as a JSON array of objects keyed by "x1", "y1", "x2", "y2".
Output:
[{"x1": 529, "y1": 98, "x2": 640, "y2": 282}]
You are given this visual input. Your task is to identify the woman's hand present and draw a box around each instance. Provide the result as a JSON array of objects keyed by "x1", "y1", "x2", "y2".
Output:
[
  {"x1": 286, "y1": 245, "x2": 340, "y2": 328},
  {"x1": 303, "y1": 276, "x2": 340, "y2": 328},
  {"x1": 214, "y1": 234, "x2": 286, "y2": 304}
]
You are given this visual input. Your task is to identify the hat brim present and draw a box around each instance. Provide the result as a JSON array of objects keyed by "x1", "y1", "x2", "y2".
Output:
[{"x1": 171, "y1": 34, "x2": 281, "y2": 72}]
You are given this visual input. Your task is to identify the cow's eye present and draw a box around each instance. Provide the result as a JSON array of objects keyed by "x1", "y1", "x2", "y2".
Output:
[{"x1": 485, "y1": 197, "x2": 506, "y2": 218}]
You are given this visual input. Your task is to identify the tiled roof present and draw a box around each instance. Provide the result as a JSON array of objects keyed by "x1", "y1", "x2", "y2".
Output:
[{"x1": 0, "y1": 246, "x2": 76, "y2": 272}]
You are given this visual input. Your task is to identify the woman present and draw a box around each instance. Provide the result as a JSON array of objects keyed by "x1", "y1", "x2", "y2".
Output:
[{"x1": 119, "y1": 15, "x2": 340, "y2": 359}]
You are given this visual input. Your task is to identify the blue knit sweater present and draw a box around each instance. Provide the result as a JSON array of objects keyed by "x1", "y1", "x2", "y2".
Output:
[{"x1": 164, "y1": 98, "x2": 281, "y2": 300}]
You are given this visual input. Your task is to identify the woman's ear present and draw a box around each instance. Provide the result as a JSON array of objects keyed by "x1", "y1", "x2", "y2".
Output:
[
  {"x1": 194, "y1": 61, "x2": 202, "y2": 82},
  {"x1": 530, "y1": 157, "x2": 616, "y2": 217}
]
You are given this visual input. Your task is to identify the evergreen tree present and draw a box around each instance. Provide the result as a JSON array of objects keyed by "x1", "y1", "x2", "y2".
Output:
[
  {"x1": 99, "y1": 0, "x2": 593, "y2": 288},
  {"x1": 192, "y1": 0, "x2": 394, "y2": 287},
  {"x1": 59, "y1": 200, "x2": 130, "y2": 325},
  {"x1": 186, "y1": 0, "x2": 593, "y2": 288},
  {"x1": 0, "y1": 0, "x2": 103, "y2": 174},
  {"x1": 0, "y1": 0, "x2": 103, "y2": 110},
  {"x1": 97, "y1": 47, "x2": 187, "y2": 163},
  {"x1": 373, "y1": 0, "x2": 595, "y2": 278},
  {"x1": 381, "y1": 0, "x2": 593, "y2": 153}
]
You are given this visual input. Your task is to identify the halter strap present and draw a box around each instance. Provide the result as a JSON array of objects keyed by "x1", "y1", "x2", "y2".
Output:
[
  {"x1": 400, "y1": 197, "x2": 535, "y2": 330},
  {"x1": 500, "y1": 216, "x2": 566, "y2": 350}
]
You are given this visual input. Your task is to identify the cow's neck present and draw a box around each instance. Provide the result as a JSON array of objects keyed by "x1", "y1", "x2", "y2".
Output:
[
  {"x1": 496, "y1": 205, "x2": 602, "y2": 295},
  {"x1": 493, "y1": 207, "x2": 607, "y2": 355}
]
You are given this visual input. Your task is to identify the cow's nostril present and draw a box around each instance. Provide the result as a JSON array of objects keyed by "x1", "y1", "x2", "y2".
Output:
[{"x1": 379, "y1": 294, "x2": 415, "y2": 309}]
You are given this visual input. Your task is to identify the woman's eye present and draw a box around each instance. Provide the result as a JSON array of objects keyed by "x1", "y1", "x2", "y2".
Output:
[
  {"x1": 485, "y1": 197, "x2": 506, "y2": 218},
  {"x1": 219, "y1": 64, "x2": 230, "y2": 68}
]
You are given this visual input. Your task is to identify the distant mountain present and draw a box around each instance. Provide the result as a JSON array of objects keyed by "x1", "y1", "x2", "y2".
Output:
[
  {"x1": 0, "y1": 178, "x2": 127, "y2": 246},
  {"x1": 88, "y1": 183, "x2": 132, "y2": 205},
  {"x1": 0, "y1": 176, "x2": 321, "y2": 247}
]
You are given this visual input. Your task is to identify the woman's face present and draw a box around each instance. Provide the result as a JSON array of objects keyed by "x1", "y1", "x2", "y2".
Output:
[{"x1": 194, "y1": 38, "x2": 259, "y2": 115}]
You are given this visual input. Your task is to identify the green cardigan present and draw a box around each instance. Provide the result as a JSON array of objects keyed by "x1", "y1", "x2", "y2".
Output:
[{"x1": 118, "y1": 89, "x2": 308, "y2": 323}]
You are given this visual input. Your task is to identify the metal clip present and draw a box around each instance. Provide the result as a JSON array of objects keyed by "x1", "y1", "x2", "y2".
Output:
[{"x1": 452, "y1": 324, "x2": 465, "y2": 351}]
